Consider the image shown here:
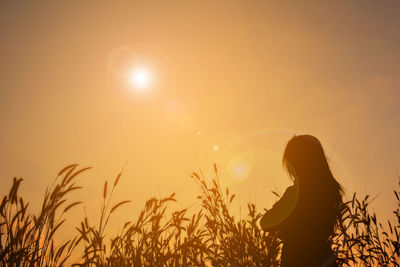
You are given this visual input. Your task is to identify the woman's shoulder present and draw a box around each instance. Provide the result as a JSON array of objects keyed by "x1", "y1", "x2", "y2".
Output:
[
  {"x1": 260, "y1": 185, "x2": 299, "y2": 232},
  {"x1": 278, "y1": 185, "x2": 298, "y2": 201},
  {"x1": 285, "y1": 185, "x2": 296, "y2": 194},
  {"x1": 270, "y1": 185, "x2": 299, "y2": 213}
]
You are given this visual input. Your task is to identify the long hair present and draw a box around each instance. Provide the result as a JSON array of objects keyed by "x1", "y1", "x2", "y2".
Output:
[{"x1": 282, "y1": 135, "x2": 343, "y2": 236}]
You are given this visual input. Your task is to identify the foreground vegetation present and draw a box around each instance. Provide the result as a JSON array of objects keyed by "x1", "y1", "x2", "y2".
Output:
[{"x1": 1, "y1": 164, "x2": 399, "y2": 266}]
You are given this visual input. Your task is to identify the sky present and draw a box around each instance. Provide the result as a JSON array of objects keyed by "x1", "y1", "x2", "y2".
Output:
[{"x1": 1, "y1": 1, "x2": 400, "y2": 236}]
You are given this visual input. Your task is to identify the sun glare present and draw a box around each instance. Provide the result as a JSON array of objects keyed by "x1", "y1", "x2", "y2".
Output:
[
  {"x1": 225, "y1": 157, "x2": 251, "y2": 181},
  {"x1": 129, "y1": 68, "x2": 151, "y2": 90}
]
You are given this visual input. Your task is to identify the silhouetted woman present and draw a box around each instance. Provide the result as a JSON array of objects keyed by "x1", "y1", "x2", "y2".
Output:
[{"x1": 260, "y1": 135, "x2": 343, "y2": 267}]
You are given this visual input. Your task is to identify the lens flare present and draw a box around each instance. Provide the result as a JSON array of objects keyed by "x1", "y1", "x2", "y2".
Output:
[
  {"x1": 198, "y1": 131, "x2": 254, "y2": 186},
  {"x1": 225, "y1": 157, "x2": 251, "y2": 181}
]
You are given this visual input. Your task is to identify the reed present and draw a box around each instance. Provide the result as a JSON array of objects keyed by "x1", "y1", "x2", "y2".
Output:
[
  {"x1": 0, "y1": 164, "x2": 90, "y2": 266},
  {"x1": 1, "y1": 164, "x2": 399, "y2": 266}
]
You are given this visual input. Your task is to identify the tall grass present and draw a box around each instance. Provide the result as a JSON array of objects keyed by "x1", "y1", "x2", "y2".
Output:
[
  {"x1": 332, "y1": 187, "x2": 400, "y2": 266},
  {"x1": 1, "y1": 164, "x2": 399, "y2": 266},
  {"x1": 0, "y1": 164, "x2": 89, "y2": 266}
]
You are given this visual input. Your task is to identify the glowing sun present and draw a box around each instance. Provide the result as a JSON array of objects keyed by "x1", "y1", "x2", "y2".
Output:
[{"x1": 129, "y1": 68, "x2": 152, "y2": 90}]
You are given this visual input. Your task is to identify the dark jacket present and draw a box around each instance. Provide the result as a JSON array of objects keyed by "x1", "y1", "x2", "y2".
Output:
[{"x1": 260, "y1": 185, "x2": 338, "y2": 267}]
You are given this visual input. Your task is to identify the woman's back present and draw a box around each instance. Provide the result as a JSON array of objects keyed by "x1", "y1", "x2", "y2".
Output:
[
  {"x1": 261, "y1": 185, "x2": 338, "y2": 266},
  {"x1": 279, "y1": 186, "x2": 339, "y2": 266}
]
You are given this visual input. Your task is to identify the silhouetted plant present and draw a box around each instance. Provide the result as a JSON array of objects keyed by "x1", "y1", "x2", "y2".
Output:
[
  {"x1": 0, "y1": 164, "x2": 89, "y2": 266},
  {"x1": 191, "y1": 164, "x2": 281, "y2": 266},
  {"x1": 72, "y1": 163, "x2": 280, "y2": 267},
  {"x1": 74, "y1": 168, "x2": 131, "y2": 266},
  {"x1": 1, "y1": 164, "x2": 399, "y2": 266},
  {"x1": 332, "y1": 181, "x2": 400, "y2": 266}
]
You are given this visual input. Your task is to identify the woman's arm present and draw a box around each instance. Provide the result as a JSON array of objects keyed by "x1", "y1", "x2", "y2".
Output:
[{"x1": 260, "y1": 186, "x2": 298, "y2": 232}]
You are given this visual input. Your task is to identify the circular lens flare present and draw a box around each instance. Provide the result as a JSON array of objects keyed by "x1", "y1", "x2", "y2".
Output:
[
  {"x1": 226, "y1": 157, "x2": 251, "y2": 181},
  {"x1": 198, "y1": 131, "x2": 255, "y2": 186}
]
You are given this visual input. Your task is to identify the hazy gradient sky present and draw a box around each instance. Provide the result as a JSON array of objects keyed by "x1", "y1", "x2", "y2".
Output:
[{"x1": 1, "y1": 1, "x2": 400, "y2": 233}]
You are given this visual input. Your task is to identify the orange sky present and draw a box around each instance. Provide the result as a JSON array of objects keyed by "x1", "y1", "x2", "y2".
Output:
[{"x1": 1, "y1": 1, "x2": 400, "y2": 234}]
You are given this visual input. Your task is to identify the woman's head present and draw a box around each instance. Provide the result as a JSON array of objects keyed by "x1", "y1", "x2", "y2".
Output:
[{"x1": 282, "y1": 135, "x2": 337, "y2": 187}]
